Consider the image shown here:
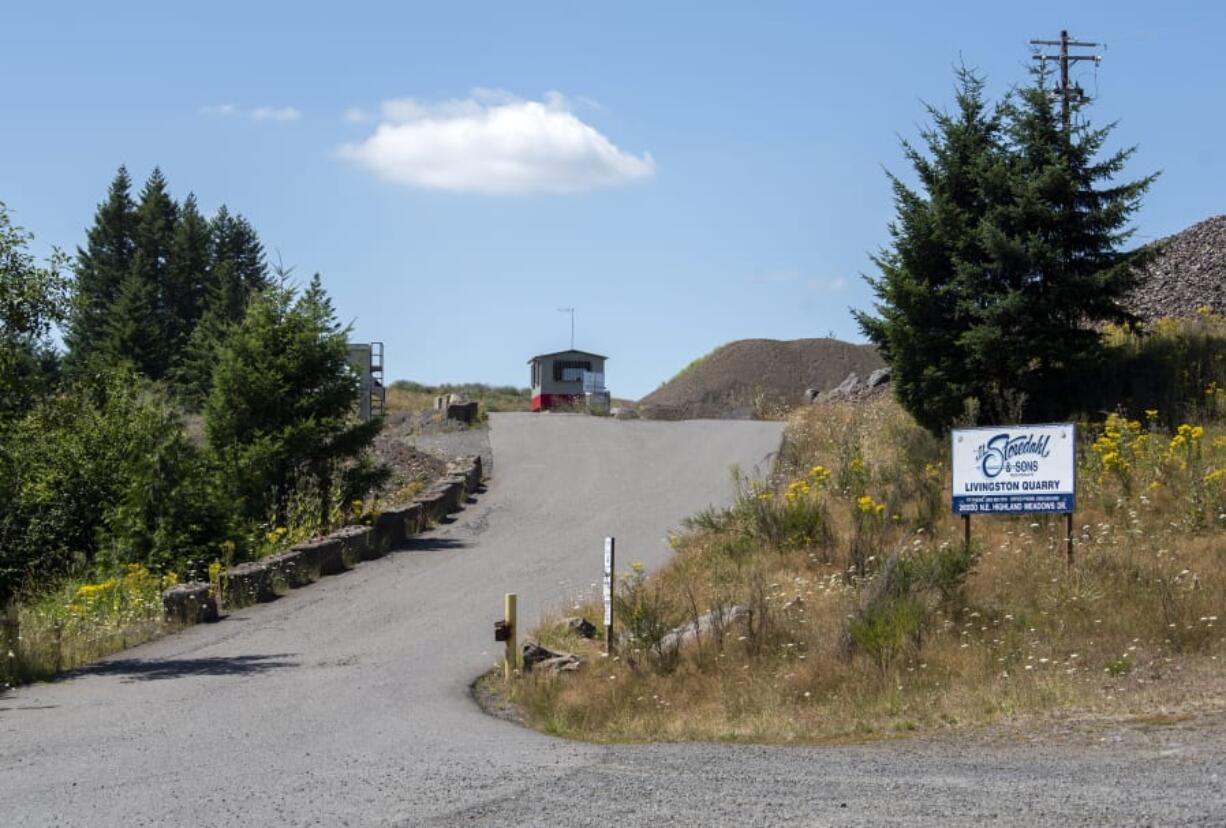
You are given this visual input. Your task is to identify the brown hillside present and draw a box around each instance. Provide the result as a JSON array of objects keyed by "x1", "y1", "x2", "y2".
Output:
[
  {"x1": 1129, "y1": 215, "x2": 1226, "y2": 322},
  {"x1": 639, "y1": 338, "x2": 883, "y2": 419}
]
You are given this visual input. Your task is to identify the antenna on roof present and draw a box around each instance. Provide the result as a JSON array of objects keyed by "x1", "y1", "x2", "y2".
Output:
[{"x1": 558, "y1": 307, "x2": 575, "y2": 350}]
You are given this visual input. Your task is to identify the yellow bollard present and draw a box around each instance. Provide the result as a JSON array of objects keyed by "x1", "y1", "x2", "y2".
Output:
[{"x1": 503, "y1": 592, "x2": 517, "y2": 680}]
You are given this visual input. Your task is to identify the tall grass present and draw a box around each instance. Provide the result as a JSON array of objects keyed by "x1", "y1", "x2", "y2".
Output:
[
  {"x1": 505, "y1": 387, "x2": 1226, "y2": 743},
  {"x1": 2, "y1": 564, "x2": 175, "y2": 687}
]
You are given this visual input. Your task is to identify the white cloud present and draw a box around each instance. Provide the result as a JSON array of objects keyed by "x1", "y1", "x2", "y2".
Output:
[
  {"x1": 200, "y1": 104, "x2": 302, "y2": 122},
  {"x1": 751, "y1": 270, "x2": 849, "y2": 291},
  {"x1": 200, "y1": 103, "x2": 238, "y2": 117},
  {"x1": 343, "y1": 107, "x2": 373, "y2": 124},
  {"x1": 337, "y1": 91, "x2": 654, "y2": 195},
  {"x1": 250, "y1": 106, "x2": 302, "y2": 122}
]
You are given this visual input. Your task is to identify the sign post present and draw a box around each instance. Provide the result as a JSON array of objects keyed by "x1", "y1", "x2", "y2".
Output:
[
  {"x1": 603, "y1": 537, "x2": 615, "y2": 655},
  {"x1": 952, "y1": 423, "x2": 1077, "y2": 565}
]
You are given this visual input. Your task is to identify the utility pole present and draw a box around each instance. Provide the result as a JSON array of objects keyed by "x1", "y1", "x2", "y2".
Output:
[
  {"x1": 1029, "y1": 30, "x2": 1102, "y2": 132},
  {"x1": 558, "y1": 307, "x2": 575, "y2": 350}
]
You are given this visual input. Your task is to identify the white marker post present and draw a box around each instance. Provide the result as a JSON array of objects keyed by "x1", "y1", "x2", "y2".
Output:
[{"x1": 603, "y1": 537, "x2": 615, "y2": 655}]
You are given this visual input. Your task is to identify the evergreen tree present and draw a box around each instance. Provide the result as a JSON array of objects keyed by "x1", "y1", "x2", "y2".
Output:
[
  {"x1": 962, "y1": 65, "x2": 1156, "y2": 423},
  {"x1": 856, "y1": 65, "x2": 1154, "y2": 433},
  {"x1": 165, "y1": 193, "x2": 212, "y2": 364},
  {"x1": 65, "y1": 166, "x2": 135, "y2": 376},
  {"x1": 854, "y1": 68, "x2": 1004, "y2": 434},
  {"x1": 105, "y1": 168, "x2": 178, "y2": 379},
  {"x1": 204, "y1": 274, "x2": 384, "y2": 533},
  {"x1": 173, "y1": 206, "x2": 268, "y2": 407}
]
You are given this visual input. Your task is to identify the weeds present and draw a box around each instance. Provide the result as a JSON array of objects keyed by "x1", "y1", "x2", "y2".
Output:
[{"x1": 507, "y1": 388, "x2": 1226, "y2": 744}]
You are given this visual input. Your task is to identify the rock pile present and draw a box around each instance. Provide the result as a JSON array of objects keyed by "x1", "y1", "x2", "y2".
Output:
[
  {"x1": 807, "y1": 366, "x2": 891, "y2": 404},
  {"x1": 1128, "y1": 215, "x2": 1226, "y2": 322}
]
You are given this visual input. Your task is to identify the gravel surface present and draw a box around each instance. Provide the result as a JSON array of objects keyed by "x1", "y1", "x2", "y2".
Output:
[
  {"x1": 1129, "y1": 215, "x2": 1226, "y2": 322},
  {"x1": 640, "y1": 338, "x2": 883, "y2": 420},
  {"x1": 2, "y1": 413, "x2": 1223, "y2": 826}
]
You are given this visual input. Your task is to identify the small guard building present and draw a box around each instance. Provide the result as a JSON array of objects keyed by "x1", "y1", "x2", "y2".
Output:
[{"x1": 528, "y1": 350, "x2": 607, "y2": 411}]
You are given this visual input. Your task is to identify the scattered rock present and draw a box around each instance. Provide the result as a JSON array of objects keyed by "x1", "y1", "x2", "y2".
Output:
[
  {"x1": 566, "y1": 616, "x2": 598, "y2": 639},
  {"x1": 868, "y1": 366, "x2": 891, "y2": 388},
  {"x1": 522, "y1": 641, "x2": 582, "y2": 673},
  {"x1": 816, "y1": 372, "x2": 861, "y2": 403},
  {"x1": 659, "y1": 605, "x2": 752, "y2": 654}
]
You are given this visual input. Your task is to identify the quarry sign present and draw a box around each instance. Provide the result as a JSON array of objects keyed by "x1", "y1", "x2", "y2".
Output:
[{"x1": 951, "y1": 423, "x2": 1076, "y2": 515}]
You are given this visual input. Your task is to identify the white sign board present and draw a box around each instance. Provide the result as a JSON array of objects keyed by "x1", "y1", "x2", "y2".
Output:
[
  {"x1": 951, "y1": 423, "x2": 1076, "y2": 515},
  {"x1": 602, "y1": 538, "x2": 614, "y2": 626}
]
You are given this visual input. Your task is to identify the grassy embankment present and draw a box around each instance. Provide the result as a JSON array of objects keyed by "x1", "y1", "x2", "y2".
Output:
[{"x1": 502, "y1": 317, "x2": 1226, "y2": 743}]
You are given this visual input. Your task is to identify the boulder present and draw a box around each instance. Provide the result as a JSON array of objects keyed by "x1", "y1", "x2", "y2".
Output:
[
  {"x1": 566, "y1": 616, "x2": 598, "y2": 639},
  {"x1": 867, "y1": 367, "x2": 892, "y2": 388},
  {"x1": 445, "y1": 400, "x2": 479, "y2": 424},
  {"x1": 803, "y1": 388, "x2": 821, "y2": 403},
  {"x1": 522, "y1": 641, "x2": 582, "y2": 673},
  {"x1": 816, "y1": 372, "x2": 861, "y2": 403},
  {"x1": 162, "y1": 583, "x2": 218, "y2": 624},
  {"x1": 611, "y1": 407, "x2": 639, "y2": 420},
  {"x1": 658, "y1": 605, "x2": 752, "y2": 655}
]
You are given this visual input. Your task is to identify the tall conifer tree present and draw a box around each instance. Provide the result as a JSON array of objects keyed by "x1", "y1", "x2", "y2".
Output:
[
  {"x1": 165, "y1": 193, "x2": 212, "y2": 364},
  {"x1": 106, "y1": 168, "x2": 178, "y2": 379},
  {"x1": 65, "y1": 166, "x2": 135, "y2": 375},
  {"x1": 174, "y1": 207, "x2": 269, "y2": 407},
  {"x1": 856, "y1": 64, "x2": 1154, "y2": 432}
]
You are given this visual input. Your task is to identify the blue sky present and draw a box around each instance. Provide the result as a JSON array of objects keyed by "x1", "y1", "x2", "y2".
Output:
[{"x1": 2, "y1": 1, "x2": 1223, "y2": 399}]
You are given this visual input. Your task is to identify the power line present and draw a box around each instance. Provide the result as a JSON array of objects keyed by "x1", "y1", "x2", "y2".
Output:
[{"x1": 1029, "y1": 29, "x2": 1103, "y2": 132}]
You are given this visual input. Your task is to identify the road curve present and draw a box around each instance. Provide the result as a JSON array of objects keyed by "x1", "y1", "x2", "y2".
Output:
[{"x1": 2, "y1": 414, "x2": 1223, "y2": 827}]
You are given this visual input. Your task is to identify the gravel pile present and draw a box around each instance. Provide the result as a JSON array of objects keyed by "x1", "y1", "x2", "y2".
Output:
[
  {"x1": 639, "y1": 338, "x2": 884, "y2": 420},
  {"x1": 1128, "y1": 215, "x2": 1226, "y2": 322}
]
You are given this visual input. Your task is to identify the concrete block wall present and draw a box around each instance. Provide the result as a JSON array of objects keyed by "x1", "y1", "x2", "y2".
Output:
[{"x1": 163, "y1": 455, "x2": 485, "y2": 621}]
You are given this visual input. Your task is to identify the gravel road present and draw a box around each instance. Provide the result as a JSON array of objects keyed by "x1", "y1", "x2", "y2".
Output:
[{"x1": 2, "y1": 413, "x2": 1223, "y2": 826}]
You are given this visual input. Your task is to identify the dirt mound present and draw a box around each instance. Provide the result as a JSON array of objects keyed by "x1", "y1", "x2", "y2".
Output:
[
  {"x1": 640, "y1": 338, "x2": 884, "y2": 419},
  {"x1": 1129, "y1": 215, "x2": 1226, "y2": 322}
]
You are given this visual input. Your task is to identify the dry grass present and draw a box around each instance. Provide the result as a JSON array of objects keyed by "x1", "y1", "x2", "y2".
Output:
[
  {"x1": 385, "y1": 381, "x2": 531, "y2": 418},
  {"x1": 505, "y1": 394, "x2": 1226, "y2": 744}
]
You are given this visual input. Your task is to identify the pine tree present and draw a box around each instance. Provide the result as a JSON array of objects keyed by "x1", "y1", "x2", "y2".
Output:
[
  {"x1": 65, "y1": 166, "x2": 135, "y2": 376},
  {"x1": 856, "y1": 65, "x2": 1154, "y2": 433},
  {"x1": 961, "y1": 65, "x2": 1157, "y2": 423},
  {"x1": 172, "y1": 206, "x2": 269, "y2": 408},
  {"x1": 106, "y1": 168, "x2": 178, "y2": 379},
  {"x1": 165, "y1": 193, "x2": 212, "y2": 365},
  {"x1": 855, "y1": 68, "x2": 1005, "y2": 434}
]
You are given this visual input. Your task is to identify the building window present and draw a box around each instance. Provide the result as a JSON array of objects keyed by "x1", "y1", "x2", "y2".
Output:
[{"x1": 553, "y1": 360, "x2": 592, "y2": 382}]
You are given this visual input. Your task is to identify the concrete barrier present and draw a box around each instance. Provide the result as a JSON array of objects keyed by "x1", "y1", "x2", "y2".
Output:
[
  {"x1": 162, "y1": 583, "x2": 218, "y2": 624},
  {"x1": 161, "y1": 457, "x2": 487, "y2": 628},
  {"x1": 266, "y1": 546, "x2": 318, "y2": 590},
  {"x1": 334, "y1": 525, "x2": 376, "y2": 563},
  {"x1": 225, "y1": 561, "x2": 279, "y2": 608},
  {"x1": 374, "y1": 508, "x2": 407, "y2": 548}
]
